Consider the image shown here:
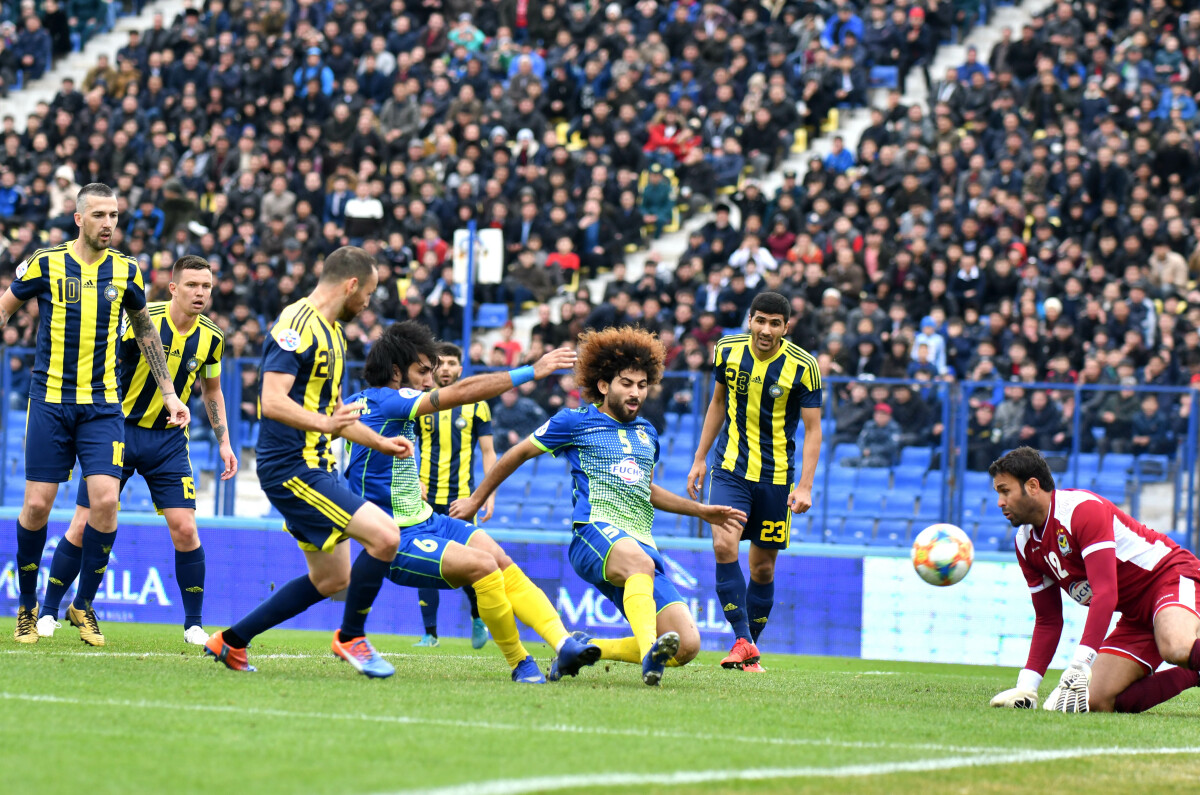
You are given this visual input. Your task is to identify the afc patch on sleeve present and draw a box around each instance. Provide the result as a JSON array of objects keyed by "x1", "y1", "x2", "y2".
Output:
[
  {"x1": 276, "y1": 328, "x2": 302, "y2": 351},
  {"x1": 14, "y1": 260, "x2": 28, "y2": 279},
  {"x1": 398, "y1": 388, "x2": 423, "y2": 398},
  {"x1": 535, "y1": 420, "x2": 550, "y2": 436}
]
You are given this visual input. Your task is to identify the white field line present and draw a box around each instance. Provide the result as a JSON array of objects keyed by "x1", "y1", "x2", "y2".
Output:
[
  {"x1": 380, "y1": 746, "x2": 1200, "y2": 795},
  {"x1": 0, "y1": 691, "x2": 1005, "y2": 754}
]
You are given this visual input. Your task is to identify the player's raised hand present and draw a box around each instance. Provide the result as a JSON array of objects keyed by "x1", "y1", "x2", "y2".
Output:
[
  {"x1": 787, "y1": 485, "x2": 813, "y2": 514},
  {"x1": 532, "y1": 347, "x2": 577, "y2": 379},
  {"x1": 449, "y1": 496, "x2": 480, "y2": 520},
  {"x1": 479, "y1": 493, "x2": 495, "y2": 522},
  {"x1": 218, "y1": 442, "x2": 239, "y2": 481},
  {"x1": 163, "y1": 394, "x2": 191, "y2": 428},
  {"x1": 686, "y1": 459, "x2": 706, "y2": 500},
  {"x1": 696, "y1": 503, "x2": 747, "y2": 531},
  {"x1": 989, "y1": 687, "x2": 1039, "y2": 709}
]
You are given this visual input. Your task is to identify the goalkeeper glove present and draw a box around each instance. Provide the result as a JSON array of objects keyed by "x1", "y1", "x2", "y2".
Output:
[
  {"x1": 1048, "y1": 646, "x2": 1095, "y2": 713},
  {"x1": 990, "y1": 668, "x2": 1042, "y2": 709}
]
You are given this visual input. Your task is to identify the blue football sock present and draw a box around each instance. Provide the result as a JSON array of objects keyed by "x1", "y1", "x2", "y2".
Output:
[
  {"x1": 42, "y1": 537, "x2": 83, "y2": 619},
  {"x1": 73, "y1": 523, "x2": 115, "y2": 610},
  {"x1": 417, "y1": 587, "x2": 440, "y2": 636},
  {"x1": 339, "y1": 550, "x2": 390, "y2": 641},
  {"x1": 16, "y1": 521, "x2": 47, "y2": 611},
  {"x1": 747, "y1": 578, "x2": 775, "y2": 644},
  {"x1": 226, "y1": 573, "x2": 324, "y2": 648},
  {"x1": 464, "y1": 584, "x2": 480, "y2": 620},
  {"x1": 715, "y1": 561, "x2": 752, "y2": 641},
  {"x1": 175, "y1": 546, "x2": 206, "y2": 629}
]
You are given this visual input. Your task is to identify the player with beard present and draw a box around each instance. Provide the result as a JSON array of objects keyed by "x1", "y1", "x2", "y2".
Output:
[
  {"x1": 453, "y1": 327, "x2": 747, "y2": 686},
  {"x1": 989, "y1": 447, "x2": 1200, "y2": 713}
]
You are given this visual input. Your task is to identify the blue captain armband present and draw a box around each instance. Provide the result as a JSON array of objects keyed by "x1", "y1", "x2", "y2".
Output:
[{"x1": 509, "y1": 365, "x2": 536, "y2": 387}]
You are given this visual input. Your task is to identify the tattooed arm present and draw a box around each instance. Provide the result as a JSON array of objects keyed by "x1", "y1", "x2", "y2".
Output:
[
  {"x1": 200, "y1": 374, "x2": 239, "y2": 480},
  {"x1": 128, "y1": 306, "x2": 191, "y2": 427},
  {"x1": 0, "y1": 289, "x2": 25, "y2": 328}
]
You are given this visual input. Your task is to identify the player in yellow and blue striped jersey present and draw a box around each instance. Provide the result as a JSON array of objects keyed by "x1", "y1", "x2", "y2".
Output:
[
  {"x1": 455, "y1": 327, "x2": 748, "y2": 686},
  {"x1": 204, "y1": 247, "x2": 414, "y2": 678},
  {"x1": 0, "y1": 183, "x2": 189, "y2": 646},
  {"x1": 36, "y1": 256, "x2": 237, "y2": 647},
  {"x1": 414, "y1": 343, "x2": 494, "y2": 649},
  {"x1": 687, "y1": 292, "x2": 824, "y2": 673}
]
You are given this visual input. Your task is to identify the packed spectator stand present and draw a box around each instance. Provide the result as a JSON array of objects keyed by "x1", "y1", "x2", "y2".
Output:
[{"x1": 0, "y1": 0, "x2": 1197, "y2": 549}]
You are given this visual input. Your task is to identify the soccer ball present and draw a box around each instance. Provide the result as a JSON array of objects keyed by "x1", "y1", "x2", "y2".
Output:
[{"x1": 911, "y1": 523, "x2": 974, "y2": 587}]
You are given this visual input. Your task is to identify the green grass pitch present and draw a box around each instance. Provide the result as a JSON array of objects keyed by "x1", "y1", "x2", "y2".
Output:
[{"x1": 3, "y1": 620, "x2": 1200, "y2": 794}]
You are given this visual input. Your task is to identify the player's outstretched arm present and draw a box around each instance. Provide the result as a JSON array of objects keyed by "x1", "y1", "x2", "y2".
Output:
[
  {"x1": 200, "y1": 374, "x2": 239, "y2": 480},
  {"x1": 128, "y1": 306, "x2": 190, "y2": 427},
  {"x1": 413, "y1": 347, "x2": 577, "y2": 418},
  {"x1": 450, "y1": 438, "x2": 544, "y2": 519},
  {"x1": 477, "y1": 433, "x2": 498, "y2": 522},
  {"x1": 650, "y1": 482, "x2": 748, "y2": 530},
  {"x1": 687, "y1": 381, "x2": 727, "y2": 499},
  {"x1": 788, "y1": 406, "x2": 823, "y2": 514},
  {"x1": 0, "y1": 289, "x2": 25, "y2": 327}
]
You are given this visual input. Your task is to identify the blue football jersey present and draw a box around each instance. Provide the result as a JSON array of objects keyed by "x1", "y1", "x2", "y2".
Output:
[
  {"x1": 343, "y1": 386, "x2": 433, "y2": 527},
  {"x1": 530, "y1": 404, "x2": 661, "y2": 547}
]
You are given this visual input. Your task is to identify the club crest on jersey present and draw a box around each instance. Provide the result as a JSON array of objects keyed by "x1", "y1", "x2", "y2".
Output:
[
  {"x1": 1068, "y1": 580, "x2": 1092, "y2": 605},
  {"x1": 768, "y1": 384, "x2": 783, "y2": 398},
  {"x1": 186, "y1": 356, "x2": 199, "y2": 373},
  {"x1": 610, "y1": 457, "x2": 643, "y2": 484},
  {"x1": 276, "y1": 328, "x2": 302, "y2": 351},
  {"x1": 454, "y1": 416, "x2": 468, "y2": 429},
  {"x1": 1057, "y1": 531, "x2": 1071, "y2": 556},
  {"x1": 103, "y1": 284, "x2": 119, "y2": 302},
  {"x1": 636, "y1": 428, "x2": 650, "y2": 445}
]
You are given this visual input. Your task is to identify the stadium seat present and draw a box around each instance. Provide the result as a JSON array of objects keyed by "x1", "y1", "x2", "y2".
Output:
[
  {"x1": 899, "y1": 447, "x2": 933, "y2": 470},
  {"x1": 1134, "y1": 455, "x2": 1170, "y2": 483},
  {"x1": 1102, "y1": 453, "x2": 1135, "y2": 476},
  {"x1": 854, "y1": 468, "x2": 890, "y2": 492},
  {"x1": 868, "y1": 65, "x2": 899, "y2": 89},
  {"x1": 832, "y1": 443, "x2": 860, "y2": 465},
  {"x1": 850, "y1": 494, "x2": 886, "y2": 516},
  {"x1": 474, "y1": 304, "x2": 509, "y2": 328},
  {"x1": 873, "y1": 520, "x2": 911, "y2": 547},
  {"x1": 836, "y1": 519, "x2": 874, "y2": 544},
  {"x1": 823, "y1": 493, "x2": 852, "y2": 518},
  {"x1": 893, "y1": 465, "x2": 927, "y2": 491}
]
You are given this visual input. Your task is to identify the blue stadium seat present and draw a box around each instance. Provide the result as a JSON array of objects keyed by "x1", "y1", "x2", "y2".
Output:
[
  {"x1": 855, "y1": 468, "x2": 890, "y2": 492},
  {"x1": 869, "y1": 65, "x2": 899, "y2": 89},
  {"x1": 875, "y1": 519, "x2": 912, "y2": 547},
  {"x1": 833, "y1": 443, "x2": 860, "y2": 464},
  {"x1": 474, "y1": 303, "x2": 509, "y2": 328},
  {"x1": 916, "y1": 488, "x2": 944, "y2": 520},
  {"x1": 1134, "y1": 454, "x2": 1170, "y2": 483},
  {"x1": 1074, "y1": 453, "x2": 1102, "y2": 475},
  {"x1": 886, "y1": 494, "x2": 919, "y2": 518},
  {"x1": 824, "y1": 466, "x2": 856, "y2": 492},
  {"x1": 899, "y1": 446, "x2": 933, "y2": 470},
  {"x1": 850, "y1": 494, "x2": 886, "y2": 516},
  {"x1": 1102, "y1": 453, "x2": 1134, "y2": 475},
  {"x1": 823, "y1": 493, "x2": 852, "y2": 518},
  {"x1": 974, "y1": 524, "x2": 1009, "y2": 552},
  {"x1": 893, "y1": 465, "x2": 926, "y2": 491},
  {"x1": 836, "y1": 519, "x2": 875, "y2": 544}
]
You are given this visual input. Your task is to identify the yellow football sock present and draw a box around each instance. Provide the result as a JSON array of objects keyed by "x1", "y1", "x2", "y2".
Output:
[
  {"x1": 472, "y1": 569, "x2": 527, "y2": 668},
  {"x1": 503, "y1": 563, "x2": 569, "y2": 649},
  {"x1": 666, "y1": 657, "x2": 683, "y2": 667},
  {"x1": 593, "y1": 636, "x2": 641, "y2": 663},
  {"x1": 622, "y1": 572, "x2": 657, "y2": 659}
]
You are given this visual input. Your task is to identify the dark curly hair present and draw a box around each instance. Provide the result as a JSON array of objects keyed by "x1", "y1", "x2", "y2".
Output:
[
  {"x1": 576, "y1": 326, "x2": 666, "y2": 404},
  {"x1": 363, "y1": 320, "x2": 439, "y2": 388}
]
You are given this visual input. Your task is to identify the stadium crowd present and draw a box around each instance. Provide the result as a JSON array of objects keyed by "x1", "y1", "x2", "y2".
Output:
[{"x1": 0, "y1": 0, "x2": 1198, "y2": 473}]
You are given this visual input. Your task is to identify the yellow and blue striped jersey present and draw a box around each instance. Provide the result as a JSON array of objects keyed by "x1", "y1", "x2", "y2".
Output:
[
  {"x1": 121, "y1": 302, "x2": 224, "y2": 429},
  {"x1": 8, "y1": 243, "x2": 147, "y2": 404},
  {"x1": 418, "y1": 402, "x2": 492, "y2": 505},
  {"x1": 255, "y1": 298, "x2": 347, "y2": 474},
  {"x1": 712, "y1": 334, "x2": 823, "y2": 485}
]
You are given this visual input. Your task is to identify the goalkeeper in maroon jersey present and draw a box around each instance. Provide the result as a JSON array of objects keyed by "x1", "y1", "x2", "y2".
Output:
[{"x1": 987, "y1": 447, "x2": 1200, "y2": 713}]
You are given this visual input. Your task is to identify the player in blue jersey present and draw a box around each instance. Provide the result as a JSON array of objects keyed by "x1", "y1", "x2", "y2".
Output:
[
  {"x1": 454, "y1": 327, "x2": 747, "y2": 686},
  {"x1": 687, "y1": 291, "x2": 824, "y2": 672},
  {"x1": 38, "y1": 256, "x2": 237, "y2": 646},
  {"x1": 343, "y1": 321, "x2": 600, "y2": 684},
  {"x1": 204, "y1": 247, "x2": 414, "y2": 677},
  {"x1": 0, "y1": 183, "x2": 188, "y2": 645}
]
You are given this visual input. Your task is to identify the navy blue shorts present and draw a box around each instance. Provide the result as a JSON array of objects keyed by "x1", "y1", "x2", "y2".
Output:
[
  {"x1": 261, "y1": 466, "x2": 368, "y2": 553},
  {"x1": 388, "y1": 512, "x2": 479, "y2": 589},
  {"x1": 567, "y1": 522, "x2": 684, "y2": 616},
  {"x1": 76, "y1": 424, "x2": 195, "y2": 513},
  {"x1": 25, "y1": 399, "x2": 125, "y2": 483},
  {"x1": 708, "y1": 467, "x2": 792, "y2": 550}
]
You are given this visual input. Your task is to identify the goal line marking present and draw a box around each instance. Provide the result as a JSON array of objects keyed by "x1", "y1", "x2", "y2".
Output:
[{"x1": 379, "y1": 746, "x2": 1200, "y2": 795}]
